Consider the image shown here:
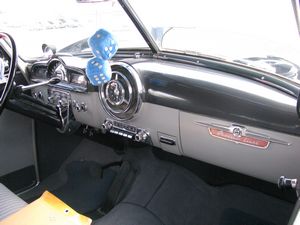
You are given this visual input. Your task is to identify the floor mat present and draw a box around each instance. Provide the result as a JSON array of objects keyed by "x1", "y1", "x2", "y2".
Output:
[
  {"x1": 20, "y1": 139, "x2": 294, "y2": 225},
  {"x1": 52, "y1": 161, "x2": 116, "y2": 214},
  {"x1": 20, "y1": 139, "x2": 122, "y2": 203},
  {"x1": 220, "y1": 208, "x2": 276, "y2": 225},
  {"x1": 121, "y1": 150, "x2": 294, "y2": 225}
]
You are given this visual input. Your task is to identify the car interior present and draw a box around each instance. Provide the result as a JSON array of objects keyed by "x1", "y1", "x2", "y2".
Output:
[{"x1": 0, "y1": 0, "x2": 300, "y2": 225}]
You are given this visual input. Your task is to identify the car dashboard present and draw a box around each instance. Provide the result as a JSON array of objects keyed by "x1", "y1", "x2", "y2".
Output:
[{"x1": 3, "y1": 49, "x2": 297, "y2": 185}]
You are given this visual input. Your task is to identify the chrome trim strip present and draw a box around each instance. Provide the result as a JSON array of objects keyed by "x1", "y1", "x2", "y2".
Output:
[
  {"x1": 31, "y1": 79, "x2": 87, "y2": 93},
  {"x1": 48, "y1": 83, "x2": 87, "y2": 93},
  {"x1": 196, "y1": 121, "x2": 291, "y2": 146}
]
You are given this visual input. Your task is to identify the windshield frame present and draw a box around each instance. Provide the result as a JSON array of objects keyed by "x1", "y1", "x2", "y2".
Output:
[{"x1": 118, "y1": 0, "x2": 160, "y2": 53}]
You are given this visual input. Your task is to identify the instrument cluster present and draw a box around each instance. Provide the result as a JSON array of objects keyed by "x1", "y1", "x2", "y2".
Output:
[{"x1": 31, "y1": 58, "x2": 88, "y2": 89}]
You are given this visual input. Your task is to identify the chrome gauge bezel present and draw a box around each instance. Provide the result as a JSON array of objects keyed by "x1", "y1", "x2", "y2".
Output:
[
  {"x1": 47, "y1": 59, "x2": 68, "y2": 82},
  {"x1": 99, "y1": 62, "x2": 143, "y2": 120}
]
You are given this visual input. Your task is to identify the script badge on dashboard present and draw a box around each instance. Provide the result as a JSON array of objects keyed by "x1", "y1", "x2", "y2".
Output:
[{"x1": 208, "y1": 127, "x2": 270, "y2": 149}]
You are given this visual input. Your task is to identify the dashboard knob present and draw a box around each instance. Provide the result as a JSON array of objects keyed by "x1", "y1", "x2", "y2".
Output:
[
  {"x1": 81, "y1": 103, "x2": 88, "y2": 112},
  {"x1": 58, "y1": 99, "x2": 67, "y2": 107},
  {"x1": 75, "y1": 103, "x2": 81, "y2": 112},
  {"x1": 72, "y1": 100, "x2": 81, "y2": 112},
  {"x1": 101, "y1": 120, "x2": 113, "y2": 133},
  {"x1": 135, "y1": 130, "x2": 148, "y2": 142},
  {"x1": 48, "y1": 96, "x2": 54, "y2": 104},
  {"x1": 38, "y1": 91, "x2": 43, "y2": 100}
]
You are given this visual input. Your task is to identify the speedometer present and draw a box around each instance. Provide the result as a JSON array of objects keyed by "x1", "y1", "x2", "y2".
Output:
[{"x1": 48, "y1": 60, "x2": 68, "y2": 82}]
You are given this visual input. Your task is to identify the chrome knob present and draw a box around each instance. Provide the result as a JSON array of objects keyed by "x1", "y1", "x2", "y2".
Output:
[
  {"x1": 48, "y1": 96, "x2": 54, "y2": 104},
  {"x1": 72, "y1": 100, "x2": 81, "y2": 112},
  {"x1": 81, "y1": 103, "x2": 88, "y2": 112},
  {"x1": 58, "y1": 99, "x2": 66, "y2": 107},
  {"x1": 135, "y1": 130, "x2": 148, "y2": 142},
  {"x1": 75, "y1": 103, "x2": 81, "y2": 112},
  {"x1": 38, "y1": 91, "x2": 43, "y2": 100},
  {"x1": 101, "y1": 120, "x2": 113, "y2": 133}
]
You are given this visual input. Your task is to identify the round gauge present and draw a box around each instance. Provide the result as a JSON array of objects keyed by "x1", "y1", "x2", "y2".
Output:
[
  {"x1": 105, "y1": 80, "x2": 125, "y2": 106},
  {"x1": 48, "y1": 60, "x2": 68, "y2": 82},
  {"x1": 53, "y1": 63, "x2": 67, "y2": 81}
]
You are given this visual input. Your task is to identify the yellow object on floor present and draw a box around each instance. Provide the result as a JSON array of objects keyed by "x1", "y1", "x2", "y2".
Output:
[{"x1": 0, "y1": 191, "x2": 92, "y2": 225}]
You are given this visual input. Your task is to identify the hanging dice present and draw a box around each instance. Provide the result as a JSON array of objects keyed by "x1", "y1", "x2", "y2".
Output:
[
  {"x1": 86, "y1": 57, "x2": 112, "y2": 86},
  {"x1": 88, "y1": 29, "x2": 118, "y2": 60}
]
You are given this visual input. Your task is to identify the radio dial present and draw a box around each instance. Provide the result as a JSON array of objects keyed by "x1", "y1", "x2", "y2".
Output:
[
  {"x1": 101, "y1": 120, "x2": 113, "y2": 133},
  {"x1": 135, "y1": 130, "x2": 148, "y2": 142}
]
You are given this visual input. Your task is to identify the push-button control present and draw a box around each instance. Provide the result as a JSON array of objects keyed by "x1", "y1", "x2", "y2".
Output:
[{"x1": 101, "y1": 119, "x2": 150, "y2": 143}]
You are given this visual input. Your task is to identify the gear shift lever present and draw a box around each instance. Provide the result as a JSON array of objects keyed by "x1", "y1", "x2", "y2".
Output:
[{"x1": 15, "y1": 77, "x2": 61, "y2": 95}]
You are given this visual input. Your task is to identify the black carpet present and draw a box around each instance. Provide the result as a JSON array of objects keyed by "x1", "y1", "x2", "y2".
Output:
[
  {"x1": 96, "y1": 146, "x2": 294, "y2": 225},
  {"x1": 220, "y1": 208, "x2": 276, "y2": 225},
  {"x1": 20, "y1": 139, "x2": 294, "y2": 225},
  {"x1": 52, "y1": 161, "x2": 116, "y2": 214}
]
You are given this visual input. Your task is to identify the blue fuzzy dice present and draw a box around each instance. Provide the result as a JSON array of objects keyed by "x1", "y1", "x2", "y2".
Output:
[
  {"x1": 86, "y1": 57, "x2": 112, "y2": 86},
  {"x1": 88, "y1": 29, "x2": 118, "y2": 60},
  {"x1": 86, "y1": 28, "x2": 118, "y2": 86}
]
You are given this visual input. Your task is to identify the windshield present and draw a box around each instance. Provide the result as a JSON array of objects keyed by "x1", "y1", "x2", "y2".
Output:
[
  {"x1": 0, "y1": 0, "x2": 147, "y2": 58},
  {"x1": 1, "y1": 0, "x2": 300, "y2": 82},
  {"x1": 129, "y1": 0, "x2": 300, "y2": 81}
]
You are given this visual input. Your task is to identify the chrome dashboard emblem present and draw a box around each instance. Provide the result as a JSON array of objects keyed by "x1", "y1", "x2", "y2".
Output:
[
  {"x1": 196, "y1": 122, "x2": 291, "y2": 149},
  {"x1": 232, "y1": 127, "x2": 243, "y2": 138}
]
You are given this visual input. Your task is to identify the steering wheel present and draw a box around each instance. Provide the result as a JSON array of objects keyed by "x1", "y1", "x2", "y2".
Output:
[{"x1": 0, "y1": 33, "x2": 17, "y2": 112}]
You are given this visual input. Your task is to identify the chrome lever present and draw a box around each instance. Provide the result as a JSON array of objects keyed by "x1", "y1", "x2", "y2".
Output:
[
  {"x1": 56, "y1": 99, "x2": 70, "y2": 133},
  {"x1": 56, "y1": 103, "x2": 65, "y2": 128},
  {"x1": 16, "y1": 77, "x2": 61, "y2": 94}
]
